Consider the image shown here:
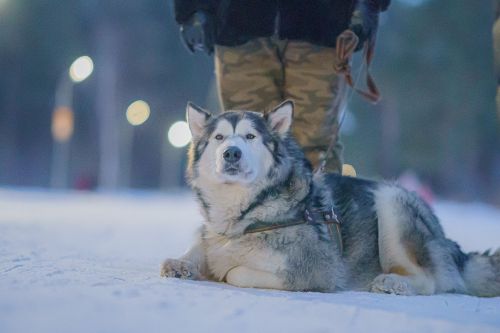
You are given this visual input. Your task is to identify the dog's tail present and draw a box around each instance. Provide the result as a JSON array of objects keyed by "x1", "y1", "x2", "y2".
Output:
[{"x1": 462, "y1": 249, "x2": 500, "y2": 297}]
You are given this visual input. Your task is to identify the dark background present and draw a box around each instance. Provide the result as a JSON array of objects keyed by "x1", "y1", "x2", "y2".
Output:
[{"x1": 0, "y1": 0, "x2": 499, "y2": 203}]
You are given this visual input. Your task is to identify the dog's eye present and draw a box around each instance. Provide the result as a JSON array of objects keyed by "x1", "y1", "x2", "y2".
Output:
[
  {"x1": 215, "y1": 134, "x2": 224, "y2": 141},
  {"x1": 246, "y1": 134, "x2": 256, "y2": 140}
]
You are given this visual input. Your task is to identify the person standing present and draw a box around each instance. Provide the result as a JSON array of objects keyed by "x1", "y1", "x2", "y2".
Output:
[{"x1": 173, "y1": 0, "x2": 390, "y2": 173}]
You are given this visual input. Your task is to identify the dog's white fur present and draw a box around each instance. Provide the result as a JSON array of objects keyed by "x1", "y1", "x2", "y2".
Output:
[{"x1": 174, "y1": 103, "x2": 292, "y2": 285}]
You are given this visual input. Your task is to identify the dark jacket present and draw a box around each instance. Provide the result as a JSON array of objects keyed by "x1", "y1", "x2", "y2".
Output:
[{"x1": 174, "y1": 0, "x2": 390, "y2": 47}]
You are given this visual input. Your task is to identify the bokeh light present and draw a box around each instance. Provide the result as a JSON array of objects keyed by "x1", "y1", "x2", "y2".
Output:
[
  {"x1": 126, "y1": 100, "x2": 150, "y2": 126},
  {"x1": 168, "y1": 121, "x2": 191, "y2": 148},
  {"x1": 51, "y1": 106, "x2": 74, "y2": 142},
  {"x1": 69, "y1": 56, "x2": 94, "y2": 83}
]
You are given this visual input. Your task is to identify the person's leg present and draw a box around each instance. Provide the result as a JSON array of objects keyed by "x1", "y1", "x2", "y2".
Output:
[
  {"x1": 283, "y1": 41, "x2": 347, "y2": 173},
  {"x1": 214, "y1": 38, "x2": 283, "y2": 112}
]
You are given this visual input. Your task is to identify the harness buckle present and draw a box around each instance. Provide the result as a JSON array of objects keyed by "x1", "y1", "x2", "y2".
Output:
[
  {"x1": 323, "y1": 206, "x2": 340, "y2": 225},
  {"x1": 304, "y1": 209, "x2": 315, "y2": 225}
]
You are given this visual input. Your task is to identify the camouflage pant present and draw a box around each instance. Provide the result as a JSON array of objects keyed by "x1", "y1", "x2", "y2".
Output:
[{"x1": 215, "y1": 37, "x2": 347, "y2": 173}]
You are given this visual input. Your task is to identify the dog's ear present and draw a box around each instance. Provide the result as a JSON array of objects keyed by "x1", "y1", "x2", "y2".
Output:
[
  {"x1": 266, "y1": 100, "x2": 294, "y2": 137},
  {"x1": 186, "y1": 102, "x2": 211, "y2": 140}
]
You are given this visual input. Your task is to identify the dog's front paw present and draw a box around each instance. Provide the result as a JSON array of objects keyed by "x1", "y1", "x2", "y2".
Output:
[
  {"x1": 370, "y1": 274, "x2": 415, "y2": 296},
  {"x1": 160, "y1": 259, "x2": 201, "y2": 280}
]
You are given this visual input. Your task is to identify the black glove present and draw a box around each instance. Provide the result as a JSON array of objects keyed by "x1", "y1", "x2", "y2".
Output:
[
  {"x1": 349, "y1": 1, "x2": 381, "y2": 51},
  {"x1": 180, "y1": 10, "x2": 215, "y2": 55},
  {"x1": 349, "y1": 13, "x2": 367, "y2": 50}
]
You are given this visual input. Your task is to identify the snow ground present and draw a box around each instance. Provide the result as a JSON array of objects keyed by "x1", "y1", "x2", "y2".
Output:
[{"x1": 0, "y1": 188, "x2": 499, "y2": 333}]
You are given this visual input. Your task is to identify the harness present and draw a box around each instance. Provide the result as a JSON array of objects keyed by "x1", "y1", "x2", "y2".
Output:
[{"x1": 243, "y1": 205, "x2": 343, "y2": 254}]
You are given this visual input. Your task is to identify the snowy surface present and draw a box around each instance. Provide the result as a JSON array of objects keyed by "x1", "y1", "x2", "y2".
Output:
[{"x1": 0, "y1": 188, "x2": 499, "y2": 333}]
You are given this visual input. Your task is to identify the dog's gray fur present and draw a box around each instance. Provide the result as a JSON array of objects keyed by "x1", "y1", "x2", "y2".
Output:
[{"x1": 161, "y1": 101, "x2": 500, "y2": 297}]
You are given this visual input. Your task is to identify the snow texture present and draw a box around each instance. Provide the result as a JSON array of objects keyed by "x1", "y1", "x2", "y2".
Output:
[{"x1": 0, "y1": 188, "x2": 499, "y2": 333}]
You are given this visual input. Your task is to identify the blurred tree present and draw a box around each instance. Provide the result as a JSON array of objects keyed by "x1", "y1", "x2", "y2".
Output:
[
  {"x1": 0, "y1": 0, "x2": 497, "y2": 202},
  {"x1": 0, "y1": 0, "x2": 214, "y2": 190},
  {"x1": 0, "y1": 0, "x2": 85, "y2": 186},
  {"x1": 494, "y1": 0, "x2": 500, "y2": 120},
  {"x1": 344, "y1": 0, "x2": 500, "y2": 203}
]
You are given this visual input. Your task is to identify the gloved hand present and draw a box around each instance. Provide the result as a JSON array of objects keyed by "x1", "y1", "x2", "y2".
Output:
[
  {"x1": 349, "y1": 13, "x2": 369, "y2": 50},
  {"x1": 349, "y1": 2, "x2": 380, "y2": 51},
  {"x1": 180, "y1": 10, "x2": 215, "y2": 55}
]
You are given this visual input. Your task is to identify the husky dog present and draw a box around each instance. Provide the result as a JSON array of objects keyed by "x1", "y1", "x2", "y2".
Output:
[{"x1": 161, "y1": 101, "x2": 500, "y2": 297}]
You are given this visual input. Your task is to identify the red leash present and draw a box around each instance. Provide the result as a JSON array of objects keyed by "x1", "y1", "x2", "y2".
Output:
[{"x1": 335, "y1": 29, "x2": 381, "y2": 104}]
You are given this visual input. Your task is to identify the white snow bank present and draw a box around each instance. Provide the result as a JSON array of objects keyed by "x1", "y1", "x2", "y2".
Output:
[{"x1": 0, "y1": 188, "x2": 499, "y2": 333}]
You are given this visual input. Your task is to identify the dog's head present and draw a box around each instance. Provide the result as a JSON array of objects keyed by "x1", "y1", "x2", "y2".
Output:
[{"x1": 186, "y1": 100, "x2": 309, "y2": 187}]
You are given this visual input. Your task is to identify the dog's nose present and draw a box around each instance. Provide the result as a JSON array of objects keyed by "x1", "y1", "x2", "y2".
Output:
[{"x1": 223, "y1": 146, "x2": 242, "y2": 162}]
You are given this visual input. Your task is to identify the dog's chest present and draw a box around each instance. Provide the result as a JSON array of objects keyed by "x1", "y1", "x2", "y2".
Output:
[{"x1": 204, "y1": 232, "x2": 286, "y2": 281}]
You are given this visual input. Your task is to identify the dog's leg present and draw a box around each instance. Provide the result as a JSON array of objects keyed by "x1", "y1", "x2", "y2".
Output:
[
  {"x1": 372, "y1": 186, "x2": 436, "y2": 295},
  {"x1": 161, "y1": 233, "x2": 207, "y2": 280},
  {"x1": 225, "y1": 266, "x2": 284, "y2": 290}
]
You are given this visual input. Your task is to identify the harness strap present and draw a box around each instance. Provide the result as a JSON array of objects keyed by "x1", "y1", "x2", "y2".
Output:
[
  {"x1": 243, "y1": 207, "x2": 343, "y2": 254},
  {"x1": 308, "y1": 207, "x2": 344, "y2": 254},
  {"x1": 241, "y1": 219, "x2": 306, "y2": 234}
]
